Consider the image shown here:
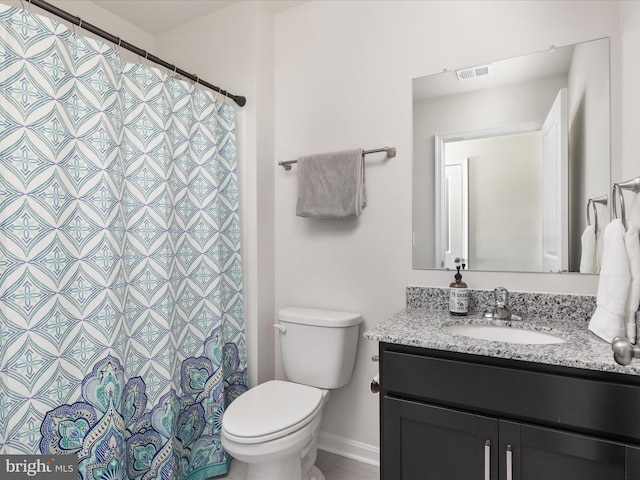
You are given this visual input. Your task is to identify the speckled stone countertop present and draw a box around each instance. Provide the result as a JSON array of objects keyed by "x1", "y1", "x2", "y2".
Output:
[{"x1": 364, "y1": 287, "x2": 640, "y2": 377}]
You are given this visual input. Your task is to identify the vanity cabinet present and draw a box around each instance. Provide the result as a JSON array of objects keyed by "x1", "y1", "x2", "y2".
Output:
[{"x1": 380, "y1": 343, "x2": 640, "y2": 480}]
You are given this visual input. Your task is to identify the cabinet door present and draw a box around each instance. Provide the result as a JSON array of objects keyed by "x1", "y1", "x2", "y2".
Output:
[
  {"x1": 383, "y1": 396, "x2": 498, "y2": 480},
  {"x1": 500, "y1": 420, "x2": 640, "y2": 480}
]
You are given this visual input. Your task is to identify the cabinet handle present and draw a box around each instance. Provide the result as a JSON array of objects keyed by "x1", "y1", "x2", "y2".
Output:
[
  {"x1": 506, "y1": 444, "x2": 513, "y2": 480},
  {"x1": 484, "y1": 440, "x2": 490, "y2": 480}
]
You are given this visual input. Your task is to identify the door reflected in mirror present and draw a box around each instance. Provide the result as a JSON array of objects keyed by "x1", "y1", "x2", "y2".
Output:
[{"x1": 413, "y1": 37, "x2": 610, "y2": 273}]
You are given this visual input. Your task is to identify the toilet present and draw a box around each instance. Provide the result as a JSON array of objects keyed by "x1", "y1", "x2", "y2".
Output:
[{"x1": 221, "y1": 307, "x2": 362, "y2": 480}]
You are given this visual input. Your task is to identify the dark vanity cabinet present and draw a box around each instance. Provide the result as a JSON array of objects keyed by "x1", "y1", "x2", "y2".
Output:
[{"x1": 380, "y1": 343, "x2": 640, "y2": 480}]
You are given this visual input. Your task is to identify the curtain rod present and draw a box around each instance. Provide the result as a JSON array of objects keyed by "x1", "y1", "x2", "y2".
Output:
[{"x1": 27, "y1": 0, "x2": 247, "y2": 107}]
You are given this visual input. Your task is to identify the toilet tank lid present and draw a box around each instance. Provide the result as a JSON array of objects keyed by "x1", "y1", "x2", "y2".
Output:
[{"x1": 278, "y1": 307, "x2": 362, "y2": 327}]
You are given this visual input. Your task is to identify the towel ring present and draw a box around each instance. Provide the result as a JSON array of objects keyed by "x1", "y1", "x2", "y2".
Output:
[
  {"x1": 612, "y1": 183, "x2": 627, "y2": 229},
  {"x1": 612, "y1": 177, "x2": 640, "y2": 229},
  {"x1": 587, "y1": 194, "x2": 608, "y2": 234},
  {"x1": 587, "y1": 199, "x2": 598, "y2": 232}
]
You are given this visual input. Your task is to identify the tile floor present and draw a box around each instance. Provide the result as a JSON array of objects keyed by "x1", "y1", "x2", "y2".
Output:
[
  {"x1": 316, "y1": 450, "x2": 380, "y2": 480},
  {"x1": 217, "y1": 450, "x2": 379, "y2": 480}
]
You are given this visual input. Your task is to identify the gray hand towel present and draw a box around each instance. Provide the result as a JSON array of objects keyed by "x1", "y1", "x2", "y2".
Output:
[{"x1": 295, "y1": 148, "x2": 366, "y2": 218}]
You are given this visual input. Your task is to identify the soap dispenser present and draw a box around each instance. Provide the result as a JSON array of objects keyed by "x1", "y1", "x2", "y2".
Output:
[{"x1": 449, "y1": 266, "x2": 468, "y2": 316}]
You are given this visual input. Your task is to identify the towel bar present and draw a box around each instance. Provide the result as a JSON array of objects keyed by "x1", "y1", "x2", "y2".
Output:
[{"x1": 279, "y1": 146, "x2": 396, "y2": 170}]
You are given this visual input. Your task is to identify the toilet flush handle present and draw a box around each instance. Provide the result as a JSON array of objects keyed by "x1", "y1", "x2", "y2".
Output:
[{"x1": 273, "y1": 324, "x2": 287, "y2": 334}]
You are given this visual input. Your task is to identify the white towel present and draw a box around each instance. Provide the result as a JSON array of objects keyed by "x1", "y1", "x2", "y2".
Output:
[
  {"x1": 588, "y1": 219, "x2": 630, "y2": 342},
  {"x1": 624, "y1": 223, "x2": 640, "y2": 342},
  {"x1": 579, "y1": 224, "x2": 598, "y2": 273},
  {"x1": 295, "y1": 149, "x2": 366, "y2": 218}
]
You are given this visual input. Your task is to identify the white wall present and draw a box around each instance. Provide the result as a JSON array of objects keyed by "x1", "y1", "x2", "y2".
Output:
[
  {"x1": 567, "y1": 39, "x2": 611, "y2": 270},
  {"x1": 621, "y1": 1, "x2": 640, "y2": 228},
  {"x1": 274, "y1": 0, "x2": 619, "y2": 455}
]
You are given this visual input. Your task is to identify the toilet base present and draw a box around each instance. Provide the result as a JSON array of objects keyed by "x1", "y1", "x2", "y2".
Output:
[
  {"x1": 242, "y1": 441, "x2": 324, "y2": 480},
  {"x1": 224, "y1": 413, "x2": 324, "y2": 480},
  {"x1": 244, "y1": 454, "x2": 301, "y2": 480},
  {"x1": 309, "y1": 465, "x2": 325, "y2": 480}
]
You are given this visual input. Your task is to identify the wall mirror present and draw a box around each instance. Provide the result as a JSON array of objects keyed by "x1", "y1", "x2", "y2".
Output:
[{"x1": 412, "y1": 37, "x2": 610, "y2": 274}]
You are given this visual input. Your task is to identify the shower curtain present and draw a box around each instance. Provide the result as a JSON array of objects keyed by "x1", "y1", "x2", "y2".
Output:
[{"x1": 0, "y1": 5, "x2": 247, "y2": 480}]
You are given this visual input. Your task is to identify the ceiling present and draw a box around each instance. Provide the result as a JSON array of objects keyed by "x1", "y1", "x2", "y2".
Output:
[
  {"x1": 92, "y1": 0, "x2": 306, "y2": 35},
  {"x1": 413, "y1": 43, "x2": 575, "y2": 101}
]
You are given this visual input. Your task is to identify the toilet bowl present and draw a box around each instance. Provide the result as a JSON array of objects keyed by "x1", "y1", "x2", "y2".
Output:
[
  {"x1": 221, "y1": 307, "x2": 362, "y2": 480},
  {"x1": 221, "y1": 380, "x2": 329, "y2": 480}
]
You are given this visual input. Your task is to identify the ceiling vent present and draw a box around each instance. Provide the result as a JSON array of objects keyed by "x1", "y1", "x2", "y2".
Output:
[{"x1": 456, "y1": 65, "x2": 491, "y2": 81}]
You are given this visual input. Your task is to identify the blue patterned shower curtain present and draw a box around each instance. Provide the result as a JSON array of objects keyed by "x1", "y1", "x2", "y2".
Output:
[{"x1": 0, "y1": 5, "x2": 247, "y2": 480}]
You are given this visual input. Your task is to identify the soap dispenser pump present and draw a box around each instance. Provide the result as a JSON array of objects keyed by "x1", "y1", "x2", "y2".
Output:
[{"x1": 449, "y1": 266, "x2": 468, "y2": 316}]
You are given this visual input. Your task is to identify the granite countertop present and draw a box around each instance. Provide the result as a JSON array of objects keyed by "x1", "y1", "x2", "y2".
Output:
[{"x1": 364, "y1": 307, "x2": 640, "y2": 377}]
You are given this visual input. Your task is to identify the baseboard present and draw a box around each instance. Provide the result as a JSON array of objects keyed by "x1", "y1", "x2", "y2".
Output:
[{"x1": 317, "y1": 431, "x2": 380, "y2": 467}]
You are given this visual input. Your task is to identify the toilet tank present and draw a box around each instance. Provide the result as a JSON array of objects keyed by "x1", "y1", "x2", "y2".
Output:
[{"x1": 277, "y1": 307, "x2": 362, "y2": 389}]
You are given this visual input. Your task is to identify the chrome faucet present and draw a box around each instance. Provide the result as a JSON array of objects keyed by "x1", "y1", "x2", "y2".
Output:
[{"x1": 484, "y1": 287, "x2": 519, "y2": 320}]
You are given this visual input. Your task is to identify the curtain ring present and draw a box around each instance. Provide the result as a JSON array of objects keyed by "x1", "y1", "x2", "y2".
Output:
[{"x1": 72, "y1": 18, "x2": 82, "y2": 36}]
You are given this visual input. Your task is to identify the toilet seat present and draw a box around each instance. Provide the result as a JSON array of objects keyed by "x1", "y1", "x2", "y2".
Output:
[{"x1": 222, "y1": 380, "x2": 324, "y2": 444}]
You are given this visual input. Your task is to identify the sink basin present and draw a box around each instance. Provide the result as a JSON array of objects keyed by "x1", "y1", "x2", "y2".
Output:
[{"x1": 443, "y1": 324, "x2": 566, "y2": 344}]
